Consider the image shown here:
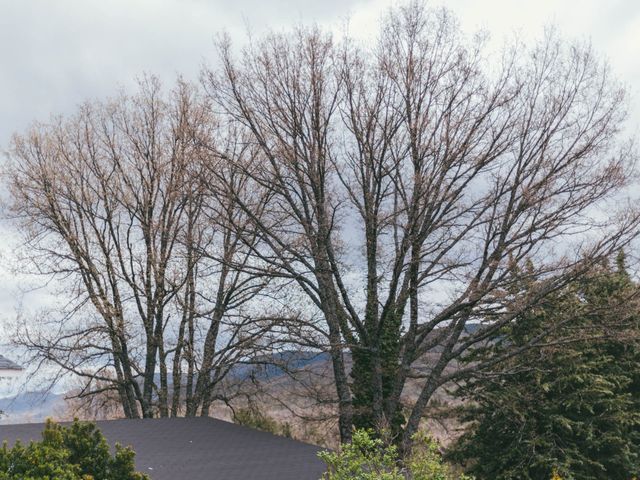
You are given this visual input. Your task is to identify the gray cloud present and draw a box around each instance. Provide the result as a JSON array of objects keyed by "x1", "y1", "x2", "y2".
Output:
[
  {"x1": 0, "y1": 0, "x2": 370, "y2": 146},
  {"x1": 2, "y1": 0, "x2": 638, "y2": 145},
  {"x1": 0, "y1": 0, "x2": 638, "y2": 326}
]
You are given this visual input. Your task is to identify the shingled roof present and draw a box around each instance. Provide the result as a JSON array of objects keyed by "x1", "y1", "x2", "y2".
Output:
[
  {"x1": 0, "y1": 354, "x2": 22, "y2": 371},
  {"x1": 0, "y1": 417, "x2": 327, "y2": 480}
]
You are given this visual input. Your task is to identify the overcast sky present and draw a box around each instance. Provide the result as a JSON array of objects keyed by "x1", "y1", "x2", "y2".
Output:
[
  {"x1": 0, "y1": 0, "x2": 639, "y2": 332},
  {"x1": 1, "y1": 0, "x2": 639, "y2": 148}
]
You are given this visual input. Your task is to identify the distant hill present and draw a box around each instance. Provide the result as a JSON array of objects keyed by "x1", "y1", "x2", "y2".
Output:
[
  {"x1": 230, "y1": 350, "x2": 331, "y2": 381},
  {"x1": 0, "y1": 391, "x2": 66, "y2": 424},
  {"x1": 0, "y1": 328, "x2": 486, "y2": 426},
  {"x1": 0, "y1": 351, "x2": 331, "y2": 425}
]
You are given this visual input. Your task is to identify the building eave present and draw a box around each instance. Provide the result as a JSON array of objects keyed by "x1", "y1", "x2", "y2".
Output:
[{"x1": 0, "y1": 368, "x2": 22, "y2": 378}]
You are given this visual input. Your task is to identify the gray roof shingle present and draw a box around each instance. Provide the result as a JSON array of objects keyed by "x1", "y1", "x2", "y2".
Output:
[
  {"x1": 0, "y1": 417, "x2": 327, "y2": 480},
  {"x1": 0, "y1": 355, "x2": 21, "y2": 370}
]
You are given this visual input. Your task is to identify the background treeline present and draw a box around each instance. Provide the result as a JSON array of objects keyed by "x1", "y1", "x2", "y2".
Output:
[{"x1": 4, "y1": 2, "x2": 640, "y2": 478}]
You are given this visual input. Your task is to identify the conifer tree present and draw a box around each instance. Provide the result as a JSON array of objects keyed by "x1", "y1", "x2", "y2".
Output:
[{"x1": 449, "y1": 253, "x2": 640, "y2": 479}]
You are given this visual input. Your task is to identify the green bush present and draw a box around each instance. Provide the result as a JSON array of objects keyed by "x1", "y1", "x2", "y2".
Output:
[
  {"x1": 318, "y1": 429, "x2": 472, "y2": 480},
  {"x1": 0, "y1": 419, "x2": 148, "y2": 480}
]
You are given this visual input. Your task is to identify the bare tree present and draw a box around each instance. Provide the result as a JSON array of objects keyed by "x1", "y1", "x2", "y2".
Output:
[
  {"x1": 203, "y1": 3, "x2": 639, "y2": 451},
  {"x1": 5, "y1": 1, "x2": 638, "y2": 454},
  {"x1": 6, "y1": 77, "x2": 269, "y2": 419}
]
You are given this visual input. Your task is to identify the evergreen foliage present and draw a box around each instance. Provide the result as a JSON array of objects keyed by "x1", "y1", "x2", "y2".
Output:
[
  {"x1": 449, "y1": 255, "x2": 640, "y2": 479},
  {"x1": 0, "y1": 419, "x2": 148, "y2": 480}
]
